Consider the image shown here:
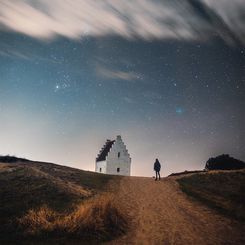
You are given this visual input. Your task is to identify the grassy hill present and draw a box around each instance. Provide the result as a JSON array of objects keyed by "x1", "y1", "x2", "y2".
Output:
[
  {"x1": 1, "y1": 157, "x2": 245, "y2": 244},
  {"x1": 177, "y1": 170, "x2": 245, "y2": 221},
  {"x1": 0, "y1": 159, "x2": 126, "y2": 244}
]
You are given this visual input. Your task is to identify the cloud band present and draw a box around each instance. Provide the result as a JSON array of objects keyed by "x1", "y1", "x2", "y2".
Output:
[{"x1": 0, "y1": 0, "x2": 244, "y2": 44}]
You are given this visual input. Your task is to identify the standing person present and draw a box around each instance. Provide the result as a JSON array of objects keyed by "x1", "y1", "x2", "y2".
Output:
[{"x1": 154, "y1": 158, "x2": 161, "y2": 181}]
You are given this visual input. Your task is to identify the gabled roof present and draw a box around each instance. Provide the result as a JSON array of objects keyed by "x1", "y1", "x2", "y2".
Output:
[{"x1": 96, "y1": 140, "x2": 115, "y2": 162}]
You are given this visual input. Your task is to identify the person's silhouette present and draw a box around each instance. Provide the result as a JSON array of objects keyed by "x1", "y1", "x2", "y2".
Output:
[{"x1": 154, "y1": 158, "x2": 161, "y2": 181}]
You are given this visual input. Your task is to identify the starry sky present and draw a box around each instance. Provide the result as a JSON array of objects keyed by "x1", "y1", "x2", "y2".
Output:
[{"x1": 0, "y1": 0, "x2": 244, "y2": 176}]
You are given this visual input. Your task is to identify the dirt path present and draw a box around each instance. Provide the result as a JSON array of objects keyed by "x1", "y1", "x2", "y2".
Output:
[{"x1": 108, "y1": 177, "x2": 245, "y2": 245}]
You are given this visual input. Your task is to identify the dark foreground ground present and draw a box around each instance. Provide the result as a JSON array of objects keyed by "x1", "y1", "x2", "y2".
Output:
[{"x1": 0, "y1": 160, "x2": 244, "y2": 244}]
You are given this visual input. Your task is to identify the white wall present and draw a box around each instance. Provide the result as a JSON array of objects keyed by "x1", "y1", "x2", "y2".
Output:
[
  {"x1": 106, "y1": 135, "x2": 131, "y2": 176},
  {"x1": 95, "y1": 160, "x2": 106, "y2": 173}
]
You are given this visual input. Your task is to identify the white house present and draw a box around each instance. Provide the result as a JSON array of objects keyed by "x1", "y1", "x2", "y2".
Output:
[{"x1": 95, "y1": 135, "x2": 131, "y2": 176}]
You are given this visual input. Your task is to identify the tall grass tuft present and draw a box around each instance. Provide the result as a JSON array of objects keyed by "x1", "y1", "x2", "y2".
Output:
[{"x1": 18, "y1": 194, "x2": 127, "y2": 241}]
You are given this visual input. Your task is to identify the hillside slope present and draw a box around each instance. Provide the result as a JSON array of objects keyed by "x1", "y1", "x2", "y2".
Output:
[
  {"x1": 0, "y1": 160, "x2": 121, "y2": 243},
  {"x1": 177, "y1": 170, "x2": 245, "y2": 221},
  {"x1": 0, "y1": 160, "x2": 117, "y2": 213}
]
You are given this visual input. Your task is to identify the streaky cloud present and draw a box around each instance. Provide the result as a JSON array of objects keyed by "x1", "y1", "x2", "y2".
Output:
[
  {"x1": 97, "y1": 66, "x2": 140, "y2": 81},
  {"x1": 0, "y1": 0, "x2": 244, "y2": 45}
]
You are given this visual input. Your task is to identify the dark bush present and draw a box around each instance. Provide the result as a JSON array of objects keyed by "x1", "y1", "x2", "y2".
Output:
[
  {"x1": 205, "y1": 154, "x2": 245, "y2": 170},
  {"x1": 0, "y1": 155, "x2": 29, "y2": 163}
]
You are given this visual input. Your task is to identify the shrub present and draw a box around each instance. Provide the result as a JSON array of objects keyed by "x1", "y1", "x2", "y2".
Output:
[
  {"x1": 0, "y1": 155, "x2": 29, "y2": 163},
  {"x1": 205, "y1": 154, "x2": 245, "y2": 170}
]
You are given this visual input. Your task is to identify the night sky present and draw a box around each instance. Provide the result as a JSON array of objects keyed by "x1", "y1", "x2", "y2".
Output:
[{"x1": 0, "y1": 0, "x2": 244, "y2": 176}]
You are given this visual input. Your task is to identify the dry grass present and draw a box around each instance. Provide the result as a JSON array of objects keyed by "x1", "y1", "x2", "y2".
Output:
[
  {"x1": 0, "y1": 161, "x2": 123, "y2": 243},
  {"x1": 18, "y1": 194, "x2": 128, "y2": 241},
  {"x1": 177, "y1": 170, "x2": 245, "y2": 221}
]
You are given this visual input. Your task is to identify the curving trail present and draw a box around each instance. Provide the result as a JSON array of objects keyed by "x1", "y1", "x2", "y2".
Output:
[{"x1": 108, "y1": 176, "x2": 245, "y2": 245}]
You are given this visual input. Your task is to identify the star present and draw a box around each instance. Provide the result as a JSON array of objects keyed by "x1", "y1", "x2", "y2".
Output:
[
  {"x1": 176, "y1": 107, "x2": 184, "y2": 115},
  {"x1": 54, "y1": 84, "x2": 60, "y2": 92}
]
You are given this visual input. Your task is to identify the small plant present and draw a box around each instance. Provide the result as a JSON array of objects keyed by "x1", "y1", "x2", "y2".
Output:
[{"x1": 19, "y1": 205, "x2": 58, "y2": 235}]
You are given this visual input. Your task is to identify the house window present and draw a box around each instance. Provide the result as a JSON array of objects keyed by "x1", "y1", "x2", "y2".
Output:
[
  {"x1": 99, "y1": 168, "x2": 102, "y2": 172},
  {"x1": 117, "y1": 168, "x2": 120, "y2": 173},
  {"x1": 118, "y1": 152, "x2": 120, "y2": 158}
]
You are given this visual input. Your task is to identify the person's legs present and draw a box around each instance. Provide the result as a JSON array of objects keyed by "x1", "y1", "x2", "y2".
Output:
[
  {"x1": 155, "y1": 171, "x2": 161, "y2": 180},
  {"x1": 156, "y1": 171, "x2": 160, "y2": 180}
]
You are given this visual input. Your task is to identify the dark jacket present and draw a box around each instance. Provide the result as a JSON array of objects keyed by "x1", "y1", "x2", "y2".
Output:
[{"x1": 154, "y1": 160, "x2": 161, "y2": 172}]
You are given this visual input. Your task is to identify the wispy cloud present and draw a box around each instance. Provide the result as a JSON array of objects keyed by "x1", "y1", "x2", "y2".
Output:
[
  {"x1": 97, "y1": 66, "x2": 140, "y2": 81},
  {"x1": 0, "y1": 0, "x2": 244, "y2": 44},
  {"x1": 0, "y1": 49, "x2": 30, "y2": 59}
]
